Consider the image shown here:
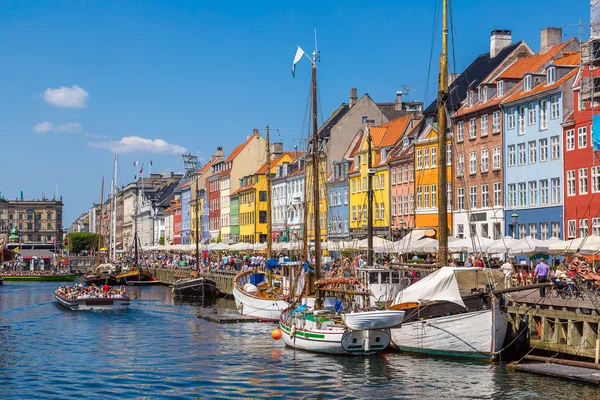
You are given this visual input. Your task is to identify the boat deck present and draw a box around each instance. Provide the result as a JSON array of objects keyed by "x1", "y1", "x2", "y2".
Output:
[{"x1": 197, "y1": 313, "x2": 262, "y2": 323}]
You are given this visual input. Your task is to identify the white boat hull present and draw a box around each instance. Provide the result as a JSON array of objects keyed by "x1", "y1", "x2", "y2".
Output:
[
  {"x1": 342, "y1": 310, "x2": 405, "y2": 330},
  {"x1": 233, "y1": 284, "x2": 288, "y2": 322},
  {"x1": 55, "y1": 294, "x2": 130, "y2": 311},
  {"x1": 390, "y1": 307, "x2": 508, "y2": 361}
]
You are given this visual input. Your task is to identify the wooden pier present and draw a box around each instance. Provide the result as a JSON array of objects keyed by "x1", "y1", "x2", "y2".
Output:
[
  {"x1": 507, "y1": 289, "x2": 600, "y2": 360},
  {"x1": 149, "y1": 268, "x2": 236, "y2": 295},
  {"x1": 197, "y1": 313, "x2": 261, "y2": 323}
]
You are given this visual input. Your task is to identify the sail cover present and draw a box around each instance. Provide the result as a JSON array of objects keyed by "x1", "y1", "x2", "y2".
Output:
[{"x1": 392, "y1": 267, "x2": 506, "y2": 308}]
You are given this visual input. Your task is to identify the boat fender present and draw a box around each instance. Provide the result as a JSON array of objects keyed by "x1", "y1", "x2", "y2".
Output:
[{"x1": 290, "y1": 324, "x2": 296, "y2": 339}]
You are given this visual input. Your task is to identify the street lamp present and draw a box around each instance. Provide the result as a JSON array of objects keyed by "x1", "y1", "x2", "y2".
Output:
[{"x1": 511, "y1": 211, "x2": 519, "y2": 239}]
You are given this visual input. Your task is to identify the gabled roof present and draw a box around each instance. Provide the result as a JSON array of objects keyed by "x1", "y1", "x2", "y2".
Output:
[
  {"x1": 232, "y1": 184, "x2": 255, "y2": 196},
  {"x1": 495, "y1": 39, "x2": 574, "y2": 81},
  {"x1": 424, "y1": 42, "x2": 524, "y2": 114},
  {"x1": 256, "y1": 152, "x2": 299, "y2": 174},
  {"x1": 318, "y1": 104, "x2": 350, "y2": 139},
  {"x1": 502, "y1": 68, "x2": 577, "y2": 104},
  {"x1": 224, "y1": 133, "x2": 261, "y2": 163},
  {"x1": 380, "y1": 115, "x2": 417, "y2": 147},
  {"x1": 553, "y1": 51, "x2": 580, "y2": 66}
]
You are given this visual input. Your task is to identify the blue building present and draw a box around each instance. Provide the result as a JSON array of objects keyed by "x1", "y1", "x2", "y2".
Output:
[
  {"x1": 181, "y1": 184, "x2": 191, "y2": 244},
  {"x1": 328, "y1": 159, "x2": 350, "y2": 242},
  {"x1": 502, "y1": 60, "x2": 578, "y2": 240}
]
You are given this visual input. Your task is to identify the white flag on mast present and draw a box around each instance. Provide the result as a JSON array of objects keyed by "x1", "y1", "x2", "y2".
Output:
[{"x1": 292, "y1": 46, "x2": 306, "y2": 78}]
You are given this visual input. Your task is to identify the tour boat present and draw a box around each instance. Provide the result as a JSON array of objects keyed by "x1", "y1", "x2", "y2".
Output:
[
  {"x1": 55, "y1": 289, "x2": 130, "y2": 311},
  {"x1": 389, "y1": 267, "x2": 508, "y2": 361},
  {"x1": 173, "y1": 276, "x2": 218, "y2": 297}
]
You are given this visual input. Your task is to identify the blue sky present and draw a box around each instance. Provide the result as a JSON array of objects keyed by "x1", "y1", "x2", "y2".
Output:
[{"x1": 0, "y1": 0, "x2": 590, "y2": 224}]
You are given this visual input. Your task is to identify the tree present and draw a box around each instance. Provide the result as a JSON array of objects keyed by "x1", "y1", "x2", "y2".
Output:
[
  {"x1": 67, "y1": 232, "x2": 102, "y2": 254},
  {"x1": 159, "y1": 236, "x2": 165, "y2": 246}
]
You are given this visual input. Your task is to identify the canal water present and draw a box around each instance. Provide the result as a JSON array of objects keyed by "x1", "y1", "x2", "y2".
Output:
[{"x1": 0, "y1": 282, "x2": 597, "y2": 399}]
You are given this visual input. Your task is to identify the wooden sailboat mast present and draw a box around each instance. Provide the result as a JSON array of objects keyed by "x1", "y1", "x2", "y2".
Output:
[
  {"x1": 367, "y1": 129, "x2": 374, "y2": 266},
  {"x1": 96, "y1": 176, "x2": 104, "y2": 266},
  {"x1": 195, "y1": 175, "x2": 200, "y2": 270},
  {"x1": 266, "y1": 125, "x2": 272, "y2": 259},
  {"x1": 437, "y1": 0, "x2": 449, "y2": 265},
  {"x1": 311, "y1": 55, "x2": 321, "y2": 279}
]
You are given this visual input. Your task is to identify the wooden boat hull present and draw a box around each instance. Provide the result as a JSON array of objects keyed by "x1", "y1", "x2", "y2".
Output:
[
  {"x1": 232, "y1": 284, "x2": 288, "y2": 322},
  {"x1": 390, "y1": 306, "x2": 508, "y2": 361},
  {"x1": 116, "y1": 270, "x2": 153, "y2": 284},
  {"x1": 55, "y1": 294, "x2": 130, "y2": 311},
  {"x1": 173, "y1": 277, "x2": 218, "y2": 297},
  {"x1": 2, "y1": 274, "x2": 76, "y2": 282}
]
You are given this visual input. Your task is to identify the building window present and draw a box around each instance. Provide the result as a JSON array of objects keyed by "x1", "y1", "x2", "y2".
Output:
[
  {"x1": 519, "y1": 224, "x2": 526, "y2": 239},
  {"x1": 469, "y1": 152, "x2": 477, "y2": 175},
  {"x1": 529, "y1": 181, "x2": 537, "y2": 206},
  {"x1": 482, "y1": 86, "x2": 488, "y2": 103},
  {"x1": 551, "y1": 136, "x2": 560, "y2": 160},
  {"x1": 457, "y1": 121, "x2": 464, "y2": 142},
  {"x1": 424, "y1": 148, "x2": 429, "y2": 168},
  {"x1": 517, "y1": 143, "x2": 526, "y2": 165},
  {"x1": 457, "y1": 154, "x2": 464, "y2": 177},
  {"x1": 417, "y1": 186, "x2": 422, "y2": 209},
  {"x1": 468, "y1": 91, "x2": 473, "y2": 107},
  {"x1": 374, "y1": 203, "x2": 379, "y2": 220},
  {"x1": 469, "y1": 118, "x2": 477, "y2": 139},
  {"x1": 480, "y1": 115, "x2": 489, "y2": 137},
  {"x1": 424, "y1": 185, "x2": 429, "y2": 208},
  {"x1": 529, "y1": 223, "x2": 537, "y2": 239},
  {"x1": 344, "y1": 188, "x2": 348, "y2": 204},
  {"x1": 540, "y1": 180, "x2": 549, "y2": 205},
  {"x1": 431, "y1": 147, "x2": 437, "y2": 168},
  {"x1": 352, "y1": 206, "x2": 356, "y2": 222},
  {"x1": 493, "y1": 222, "x2": 501, "y2": 240},
  {"x1": 380, "y1": 203, "x2": 385, "y2": 221},
  {"x1": 409, "y1": 195, "x2": 414, "y2": 214},
  {"x1": 446, "y1": 144, "x2": 451, "y2": 166},
  {"x1": 417, "y1": 149, "x2": 422, "y2": 169},
  {"x1": 374, "y1": 174, "x2": 379, "y2": 190},
  {"x1": 578, "y1": 126, "x2": 588, "y2": 148},
  {"x1": 540, "y1": 223, "x2": 549, "y2": 240},
  {"x1": 391, "y1": 167, "x2": 396, "y2": 185},
  {"x1": 593, "y1": 217, "x2": 600, "y2": 236},
  {"x1": 351, "y1": 179, "x2": 356, "y2": 194},
  {"x1": 550, "y1": 95, "x2": 559, "y2": 119},
  {"x1": 391, "y1": 197, "x2": 396, "y2": 217},
  {"x1": 540, "y1": 99, "x2": 548, "y2": 130},
  {"x1": 404, "y1": 196, "x2": 409, "y2": 216},
  {"x1": 539, "y1": 138, "x2": 548, "y2": 162},
  {"x1": 508, "y1": 184, "x2": 516, "y2": 207},
  {"x1": 380, "y1": 174, "x2": 385, "y2": 190},
  {"x1": 528, "y1": 103, "x2": 537, "y2": 125},
  {"x1": 508, "y1": 145, "x2": 515, "y2": 167},
  {"x1": 527, "y1": 141, "x2": 537, "y2": 164},
  {"x1": 469, "y1": 185, "x2": 477, "y2": 209},
  {"x1": 593, "y1": 166, "x2": 600, "y2": 193},
  {"x1": 507, "y1": 108, "x2": 516, "y2": 130},
  {"x1": 552, "y1": 177, "x2": 564, "y2": 204},
  {"x1": 579, "y1": 168, "x2": 588, "y2": 195},
  {"x1": 409, "y1": 165, "x2": 414, "y2": 182},
  {"x1": 566, "y1": 129, "x2": 575, "y2": 151},
  {"x1": 552, "y1": 222, "x2": 561, "y2": 238},
  {"x1": 431, "y1": 184, "x2": 437, "y2": 208},
  {"x1": 363, "y1": 177, "x2": 367, "y2": 192},
  {"x1": 398, "y1": 166, "x2": 402, "y2": 184},
  {"x1": 481, "y1": 184, "x2": 489, "y2": 208},
  {"x1": 518, "y1": 106, "x2": 525, "y2": 135},
  {"x1": 494, "y1": 182, "x2": 501, "y2": 207},
  {"x1": 457, "y1": 187, "x2": 465, "y2": 210},
  {"x1": 524, "y1": 75, "x2": 533, "y2": 91},
  {"x1": 497, "y1": 81, "x2": 504, "y2": 97},
  {"x1": 447, "y1": 182, "x2": 452, "y2": 208},
  {"x1": 518, "y1": 182, "x2": 526, "y2": 206},
  {"x1": 481, "y1": 149, "x2": 489, "y2": 173},
  {"x1": 580, "y1": 218, "x2": 589, "y2": 238},
  {"x1": 547, "y1": 67, "x2": 556, "y2": 84},
  {"x1": 259, "y1": 211, "x2": 267, "y2": 224},
  {"x1": 492, "y1": 111, "x2": 501, "y2": 133},
  {"x1": 493, "y1": 146, "x2": 501, "y2": 171}
]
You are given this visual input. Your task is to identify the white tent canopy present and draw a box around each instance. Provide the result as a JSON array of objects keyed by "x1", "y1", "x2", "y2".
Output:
[
  {"x1": 486, "y1": 237, "x2": 518, "y2": 254},
  {"x1": 549, "y1": 235, "x2": 600, "y2": 254},
  {"x1": 448, "y1": 236, "x2": 495, "y2": 253},
  {"x1": 509, "y1": 236, "x2": 550, "y2": 256}
]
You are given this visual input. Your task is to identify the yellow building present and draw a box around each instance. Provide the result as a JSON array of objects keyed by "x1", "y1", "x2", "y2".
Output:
[
  {"x1": 348, "y1": 115, "x2": 418, "y2": 238},
  {"x1": 305, "y1": 155, "x2": 328, "y2": 242},
  {"x1": 235, "y1": 153, "x2": 295, "y2": 243},
  {"x1": 413, "y1": 123, "x2": 452, "y2": 233}
]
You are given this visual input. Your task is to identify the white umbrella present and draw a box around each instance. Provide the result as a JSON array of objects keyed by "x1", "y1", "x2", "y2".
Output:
[
  {"x1": 356, "y1": 236, "x2": 395, "y2": 251},
  {"x1": 508, "y1": 236, "x2": 546, "y2": 256},
  {"x1": 230, "y1": 242, "x2": 253, "y2": 251},
  {"x1": 448, "y1": 236, "x2": 495, "y2": 253},
  {"x1": 564, "y1": 235, "x2": 600, "y2": 253},
  {"x1": 486, "y1": 236, "x2": 518, "y2": 254},
  {"x1": 208, "y1": 242, "x2": 229, "y2": 251},
  {"x1": 253, "y1": 242, "x2": 267, "y2": 251},
  {"x1": 410, "y1": 237, "x2": 440, "y2": 253}
]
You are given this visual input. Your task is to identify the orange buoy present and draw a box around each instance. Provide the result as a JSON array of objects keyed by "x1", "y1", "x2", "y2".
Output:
[{"x1": 271, "y1": 328, "x2": 282, "y2": 340}]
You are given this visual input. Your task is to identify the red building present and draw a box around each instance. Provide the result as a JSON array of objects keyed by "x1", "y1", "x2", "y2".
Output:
[
  {"x1": 172, "y1": 199, "x2": 182, "y2": 245},
  {"x1": 562, "y1": 58, "x2": 600, "y2": 240}
]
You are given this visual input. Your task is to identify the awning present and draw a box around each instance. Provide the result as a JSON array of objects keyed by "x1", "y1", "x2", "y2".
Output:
[{"x1": 19, "y1": 249, "x2": 54, "y2": 258}]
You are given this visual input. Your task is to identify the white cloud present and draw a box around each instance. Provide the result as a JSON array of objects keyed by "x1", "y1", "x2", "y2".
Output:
[
  {"x1": 32, "y1": 121, "x2": 82, "y2": 133},
  {"x1": 33, "y1": 121, "x2": 54, "y2": 132},
  {"x1": 88, "y1": 136, "x2": 187, "y2": 154},
  {"x1": 42, "y1": 85, "x2": 89, "y2": 108}
]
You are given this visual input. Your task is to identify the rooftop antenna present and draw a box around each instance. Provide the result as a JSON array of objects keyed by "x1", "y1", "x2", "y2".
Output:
[
  {"x1": 182, "y1": 153, "x2": 201, "y2": 179},
  {"x1": 313, "y1": 28, "x2": 320, "y2": 63},
  {"x1": 403, "y1": 84, "x2": 415, "y2": 100}
]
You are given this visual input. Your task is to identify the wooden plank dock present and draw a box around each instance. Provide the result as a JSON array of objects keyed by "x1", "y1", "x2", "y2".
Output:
[
  {"x1": 511, "y1": 362, "x2": 600, "y2": 384},
  {"x1": 197, "y1": 313, "x2": 261, "y2": 323}
]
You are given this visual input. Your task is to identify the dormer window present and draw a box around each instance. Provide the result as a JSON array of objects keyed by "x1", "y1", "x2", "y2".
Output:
[
  {"x1": 381, "y1": 149, "x2": 387, "y2": 162},
  {"x1": 497, "y1": 81, "x2": 504, "y2": 97},
  {"x1": 467, "y1": 91, "x2": 474, "y2": 107},
  {"x1": 482, "y1": 86, "x2": 488, "y2": 103},
  {"x1": 546, "y1": 67, "x2": 556, "y2": 84},
  {"x1": 524, "y1": 75, "x2": 533, "y2": 92}
]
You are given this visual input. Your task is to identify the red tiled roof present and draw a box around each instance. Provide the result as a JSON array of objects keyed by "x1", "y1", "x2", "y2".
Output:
[
  {"x1": 503, "y1": 68, "x2": 577, "y2": 103},
  {"x1": 379, "y1": 115, "x2": 415, "y2": 147},
  {"x1": 232, "y1": 184, "x2": 254, "y2": 196},
  {"x1": 495, "y1": 39, "x2": 574, "y2": 81},
  {"x1": 553, "y1": 51, "x2": 580, "y2": 66},
  {"x1": 224, "y1": 133, "x2": 261, "y2": 163},
  {"x1": 199, "y1": 161, "x2": 213, "y2": 174},
  {"x1": 256, "y1": 152, "x2": 299, "y2": 174},
  {"x1": 452, "y1": 82, "x2": 521, "y2": 117}
]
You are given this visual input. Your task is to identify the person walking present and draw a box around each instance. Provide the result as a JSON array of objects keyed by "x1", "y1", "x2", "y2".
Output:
[
  {"x1": 533, "y1": 258, "x2": 551, "y2": 297},
  {"x1": 500, "y1": 259, "x2": 514, "y2": 287}
]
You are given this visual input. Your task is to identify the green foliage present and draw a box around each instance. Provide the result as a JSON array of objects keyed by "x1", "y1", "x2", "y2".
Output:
[
  {"x1": 159, "y1": 236, "x2": 165, "y2": 246},
  {"x1": 67, "y1": 232, "x2": 102, "y2": 254},
  {"x1": 217, "y1": 231, "x2": 222, "y2": 243}
]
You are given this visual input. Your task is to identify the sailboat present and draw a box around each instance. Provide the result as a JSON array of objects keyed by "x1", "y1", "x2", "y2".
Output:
[
  {"x1": 388, "y1": 0, "x2": 508, "y2": 361},
  {"x1": 278, "y1": 38, "x2": 405, "y2": 355},
  {"x1": 232, "y1": 126, "x2": 305, "y2": 321}
]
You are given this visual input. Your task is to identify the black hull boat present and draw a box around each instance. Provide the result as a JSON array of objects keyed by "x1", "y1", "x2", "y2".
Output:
[
  {"x1": 83, "y1": 273, "x2": 119, "y2": 286},
  {"x1": 173, "y1": 277, "x2": 218, "y2": 298}
]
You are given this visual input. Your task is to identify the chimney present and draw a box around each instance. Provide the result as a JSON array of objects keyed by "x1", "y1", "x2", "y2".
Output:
[
  {"x1": 490, "y1": 29, "x2": 512, "y2": 58},
  {"x1": 213, "y1": 146, "x2": 223, "y2": 163},
  {"x1": 271, "y1": 142, "x2": 283, "y2": 159},
  {"x1": 350, "y1": 88, "x2": 358, "y2": 108},
  {"x1": 394, "y1": 90, "x2": 403, "y2": 111},
  {"x1": 540, "y1": 27, "x2": 562, "y2": 54}
]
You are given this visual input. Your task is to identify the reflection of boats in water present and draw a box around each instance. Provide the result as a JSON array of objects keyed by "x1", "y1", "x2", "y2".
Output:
[
  {"x1": 173, "y1": 275, "x2": 218, "y2": 297},
  {"x1": 55, "y1": 285, "x2": 130, "y2": 311},
  {"x1": 83, "y1": 264, "x2": 119, "y2": 286}
]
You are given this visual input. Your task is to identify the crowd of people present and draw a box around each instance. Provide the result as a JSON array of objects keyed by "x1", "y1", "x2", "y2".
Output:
[{"x1": 55, "y1": 283, "x2": 128, "y2": 300}]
